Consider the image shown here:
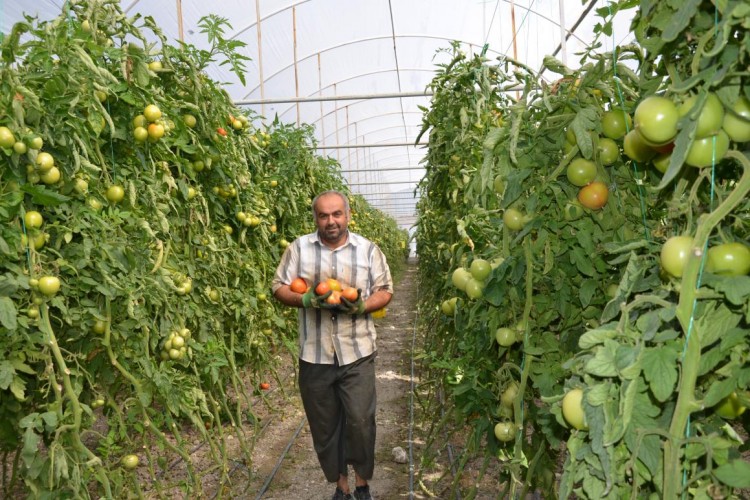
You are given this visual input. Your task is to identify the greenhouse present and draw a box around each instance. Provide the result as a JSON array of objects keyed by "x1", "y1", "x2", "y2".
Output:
[{"x1": 0, "y1": 0, "x2": 749, "y2": 498}]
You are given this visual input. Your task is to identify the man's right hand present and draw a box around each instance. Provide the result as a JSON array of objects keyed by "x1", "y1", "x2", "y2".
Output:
[{"x1": 301, "y1": 285, "x2": 334, "y2": 309}]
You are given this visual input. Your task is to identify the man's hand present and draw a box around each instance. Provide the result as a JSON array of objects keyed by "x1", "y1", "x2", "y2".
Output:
[
  {"x1": 301, "y1": 285, "x2": 335, "y2": 309},
  {"x1": 340, "y1": 289, "x2": 366, "y2": 315}
]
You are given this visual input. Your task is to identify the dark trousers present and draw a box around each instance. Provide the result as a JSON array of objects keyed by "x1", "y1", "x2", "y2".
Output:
[{"x1": 299, "y1": 352, "x2": 377, "y2": 483}]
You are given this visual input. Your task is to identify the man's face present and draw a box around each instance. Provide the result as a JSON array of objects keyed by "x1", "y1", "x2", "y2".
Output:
[{"x1": 314, "y1": 194, "x2": 349, "y2": 246}]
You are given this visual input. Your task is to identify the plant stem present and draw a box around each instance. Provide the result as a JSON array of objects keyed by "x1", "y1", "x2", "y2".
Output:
[{"x1": 663, "y1": 151, "x2": 750, "y2": 499}]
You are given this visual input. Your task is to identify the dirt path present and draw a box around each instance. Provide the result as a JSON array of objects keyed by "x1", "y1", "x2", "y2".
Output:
[{"x1": 239, "y1": 261, "x2": 420, "y2": 499}]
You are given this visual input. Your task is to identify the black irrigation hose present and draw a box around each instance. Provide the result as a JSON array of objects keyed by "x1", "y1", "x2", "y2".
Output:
[{"x1": 254, "y1": 416, "x2": 308, "y2": 500}]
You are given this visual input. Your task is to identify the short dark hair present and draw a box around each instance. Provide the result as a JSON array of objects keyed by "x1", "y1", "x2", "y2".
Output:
[{"x1": 312, "y1": 190, "x2": 350, "y2": 217}]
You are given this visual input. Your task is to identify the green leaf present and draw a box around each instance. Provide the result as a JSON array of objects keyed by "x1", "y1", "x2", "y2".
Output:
[
  {"x1": 703, "y1": 377, "x2": 736, "y2": 408},
  {"x1": 0, "y1": 296, "x2": 17, "y2": 330},
  {"x1": 713, "y1": 460, "x2": 750, "y2": 488},
  {"x1": 19, "y1": 184, "x2": 70, "y2": 207},
  {"x1": 695, "y1": 301, "x2": 741, "y2": 348},
  {"x1": 584, "y1": 339, "x2": 619, "y2": 377},
  {"x1": 661, "y1": 0, "x2": 702, "y2": 42},
  {"x1": 641, "y1": 345, "x2": 678, "y2": 402},
  {"x1": 578, "y1": 324, "x2": 618, "y2": 349},
  {"x1": 579, "y1": 279, "x2": 598, "y2": 308}
]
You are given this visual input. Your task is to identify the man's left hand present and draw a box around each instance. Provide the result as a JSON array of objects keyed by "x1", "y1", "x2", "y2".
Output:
[{"x1": 340, "y1": 289, "x2": 366, "y2": 315}]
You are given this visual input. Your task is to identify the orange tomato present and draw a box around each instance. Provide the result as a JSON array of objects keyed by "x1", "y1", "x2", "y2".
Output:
[
  {"x1": 260, "y1": 382, "x2": 270, "y2": 390},
  {"x1": 341, "y1": 287, "x2": 359, "y2": 302},
  {"x1": 315, "y1": 281, "x2": 331, "y2": 296},
  {"x1": 290, "y1": 277, "x2": 308, "y2": 294}
]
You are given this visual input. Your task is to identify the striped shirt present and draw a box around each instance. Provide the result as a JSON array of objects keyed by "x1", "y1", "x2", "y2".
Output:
[{"x1": 272, "y1": 230, "x2": 394, "y2": 366}]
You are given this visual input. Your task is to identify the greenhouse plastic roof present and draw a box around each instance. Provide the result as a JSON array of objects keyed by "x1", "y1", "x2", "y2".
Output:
[{"x1": 3, "y1": 1, "x2": 635, "y2": 228}]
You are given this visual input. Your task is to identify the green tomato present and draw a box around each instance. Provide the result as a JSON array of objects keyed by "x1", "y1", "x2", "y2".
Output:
[
  {"x1": 451, "y1": 268, "x2": 471, "y2": 290},
  {"x1": 660, "y1": 236, "x2": 693, "y2": 278},
  {"x1": 463, "y1": 278, "x2": 484, "y2": 300},
  {"x1": 37, "y1": 276, "x2": 61, "y2": 296},
  {"x1": 563, "y1": 201, "x2": 585, "y2": 221},
  {"x1": 722, "y1": 96, "x2": 750, "y2": 142},
  {"x1": 566, "y1": 157, "x2": 597, "y2": 187},
  {"x1": 562, "y1": 388, "x2": 588, "y2": 430},
  {"x1": 24, "y1": 210, "x2": 44, "y2": 229},
  {"x1": 500, "y1": 382, "x2": 519, "y2": 408},
  {"x1": 598, "y1": 137, "x2": 620, "y2": 165},
  {"x1": 685, "y1": 131, "x2": 729, "y2": 168},
  {"x1": 714, "y1": 392, "x2": 747, "y2": 419},
  {"x1": 503, "y1": 208, "x2": 528, "y2": 231},
  {"x1": 469, "y1": 259, "x2": 491, "y2": 281},
  {"x1": 495, "y1": 327, "x2": 516, "y2": 347},
  {"x1": 106, "y1": 185, "x2": 125, "y2": 203},
  {"x1": 601, "y1": 109, "x2": 632, "y2": 140},
  {"x1": 0, "y1": 126, "x2": 16, "y2": 148},
  {"x1": 678, "y1": 93, "x2": 724, "y2": 138},
  {"x1": 121, "y1": 454, "x2": 139, "y2": 469},
  {"x1": 440, "y1": 297, "x2": 458, "y2": 316},
  {"x1": 623, "y1": 129, "x2": 656, "y2": 163},
  {"x1": 652, "y1": 152, "x2": 671, "y2": 174},
  {"x1": 705, "y1": 242, "x2": 750, "y2": 276},
  {"x1": 634, "y1": 96, "x2": 679, "y2": 146},
  {"x1": 493, "y1": 421, "x2": 516, "y2": 442},
  {"x1": 493, "y1": 175, "x2": 505, "y2": 195}
]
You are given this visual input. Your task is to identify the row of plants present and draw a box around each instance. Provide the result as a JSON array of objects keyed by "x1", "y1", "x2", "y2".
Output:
[
  {"x1": 0, "y1": 1, "x2": 407, "y2": 497},
  {"x1": 414, "y1": 1, "x2": 749, "y2": 498}
]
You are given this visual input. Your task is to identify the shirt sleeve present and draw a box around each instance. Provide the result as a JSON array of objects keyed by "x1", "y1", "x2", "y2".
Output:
[
  {"x1": 370, "y1": 244, "x2": 394, "y2": 295},
  {"x1": 271, "y1": 240, "x2": 300, "y2": 293}
]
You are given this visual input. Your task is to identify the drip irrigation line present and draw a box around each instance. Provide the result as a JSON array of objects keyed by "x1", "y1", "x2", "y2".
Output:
[{"x1": 254, "y1": 417, "x2": 308, "y2": 500}]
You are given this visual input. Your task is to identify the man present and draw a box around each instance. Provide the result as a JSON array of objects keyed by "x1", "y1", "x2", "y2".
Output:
[{"x1": 272, "y1": 190, "x2": 393, "y2": 500}]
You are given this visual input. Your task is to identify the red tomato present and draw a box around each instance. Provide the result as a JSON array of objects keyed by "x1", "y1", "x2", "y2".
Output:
[{"x1": 577, "y1": 181, "x2": 609, "y2": 210}]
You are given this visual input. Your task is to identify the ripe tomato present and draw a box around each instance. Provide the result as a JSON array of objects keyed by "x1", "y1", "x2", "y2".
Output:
[
  {"x1": 0, "y1": 126, "x2": 16, "y2": 148},
  {"x1": 566, "y1": 158, "x2": 597, "y2": 187},
  {"x1": 341, "y1": 287, "x2": 359, "y2": 302},
  {"x1": 38, "y1": 276, "x2": 61, "y2": 296},
  {"x1": 260, "y1": 382, "x2": 271, "y2": 390},
  {"x1": 577, "y1": 181, "x2": 608, "y2": 210},
  {"x1": 326, "y1": 278, "x2": 342, "y2": 292},
  {"x1": 143, "y1": 104, "x2": 162, "y2": 122},
  {"x1": 371, "y1": 307, "x2": 387, "y2": 319},
  {"x1": 469, "y1": 259, "x2": 491, "y2": 281},
  {"x1": 493, "y1": 422, "x2": 516, "y2": 442},
  {"x1": 290, "y1": 277, "x2": 308, "y2": 294},
  {"x1": 106, "y1": 185, "x2": 125, "y2": 203},
  {"x1": 685, "y1": 130, "x2": 729, "y2": 168},
  {"x1": 706, "y1": 242, "x2": 750, "y2": 276},
  {"x1": 451, "y1": 268, "x2": 471, "y2": 290},
  {"x1": 503, "y1": 208, "x2": 527, "y2": 231},
  {"x1": 121, "y1": 454, "x2": 139, "y2": 469},
  {"x1": 722, "y1": 96, "x2": 750, "y2": 142},
  {"x1": 315, "y1": 281, "x2": 331, "y2": 296},
  {"x1": 326, "y1": 290, "x2": 342, "y2": 305},
  {"x1": 562, "y1": 388, "x2": 588, "y2": 430},
  {"x1": 24, "y1": 210, "x2": 44, "y2": 229},
  {"x1": 634, "y1": 96, "x2": 679, "y2": 145},
  {"x1": 601, "y1": 109, "x2": 632, "y2": 140},
  {"x1": 217, "y1": 127, "x2": 228, "y2": 137},
  {"x1": 500, "y1": 382, "x2": 519, "y2": 408},
  {"x1": 147, "y1": 123, "x2": 165, "y2": 140},
  {"x1": 714, "y1": 392, "x2": 747, "y2": 419},
  {"x1": 660, "y1": 235, "x2": 693, "y2": 278},
  {"x1": 598, "y1": 137, "x2": 620, "y2": 165},
  {"x1": 678, "y1": 93, "x2": 724, "y2": 138},
  {"x1": 495, "y1": 327, "x2": 516, "y2": 347},
  {"x1": 623, "y1": 129, "x2": 656, "y2": 163}
]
